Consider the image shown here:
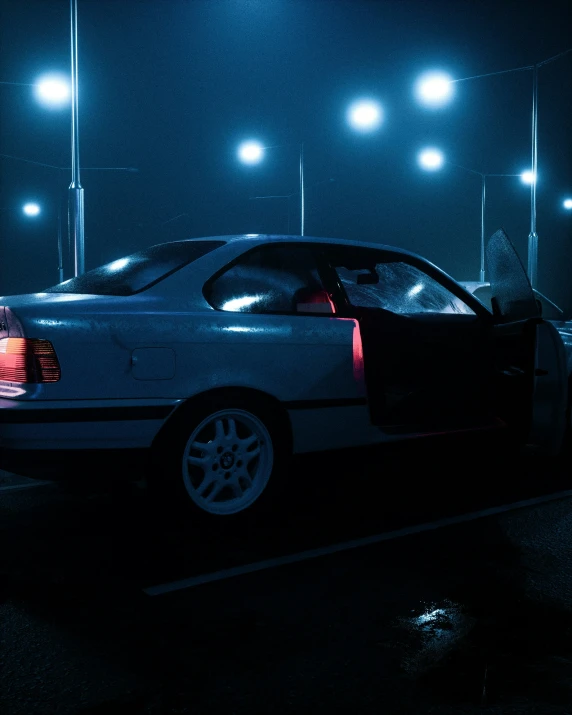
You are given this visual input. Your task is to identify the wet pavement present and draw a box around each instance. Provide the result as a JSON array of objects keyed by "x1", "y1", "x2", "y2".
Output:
[{"x1": 2, "y1": 434, "x2": 572, "y2": 714}]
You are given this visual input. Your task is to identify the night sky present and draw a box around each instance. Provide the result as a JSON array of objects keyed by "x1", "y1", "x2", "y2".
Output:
[{"x1": 1, "y1": 0, "x2": 571, "y2": 308}]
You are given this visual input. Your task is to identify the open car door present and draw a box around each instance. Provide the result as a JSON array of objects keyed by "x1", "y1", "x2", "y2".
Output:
[{"x1": 486, "y1": 229, "x2": 567, "y2": 454}]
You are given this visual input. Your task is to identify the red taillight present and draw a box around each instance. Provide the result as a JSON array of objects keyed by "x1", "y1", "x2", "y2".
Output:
[
  {"x1": 0, "y1": 338, "x2": 61, "y2": 383},
  {"x1": 351, "y1": 320, "x2": 365, "y2": 383}
]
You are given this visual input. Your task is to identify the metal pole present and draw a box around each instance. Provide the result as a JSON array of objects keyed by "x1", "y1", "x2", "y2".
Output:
[
  {"x1": 527, "y1": 63, "x2": 539, "y2": 288},
  {"x1": 57, "y1": 199, "x2": 64, "y2": 283},
  {"x1": 480, "y1": 174, "x2": 486, "y2": 282},
  {"x1": 57, "y1": 167, "x2": 65, "y2": 283},
  {"x1": 299, "y1": 143, "x2": 305, "y2": 236},
  {"x1": 69, "y1": 0, "x2": 84, "y2": 277}
]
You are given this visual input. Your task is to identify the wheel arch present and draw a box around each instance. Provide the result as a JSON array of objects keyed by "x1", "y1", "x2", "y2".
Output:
[{"x1": 152, "y1": 386, "x2": 293, "y2": 453}]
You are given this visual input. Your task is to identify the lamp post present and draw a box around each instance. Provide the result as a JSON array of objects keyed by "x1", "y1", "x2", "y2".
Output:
[
  {"x1": 2, "y1": 2, "x2": 85, "y2": 276},
  {"x1": 0, "y1": 73, "x2": 70, "y2": 284},
  {"x1": 418, "y1": 148, "x2": 522, "y2": 281},
  {"x1": 248, "y1": 192, "x2": 297, "y2": 234},
  {"x1": 415, "y1": 48, "x2": 572, "y2": 287},
  {"x1": 69, "y1": 0, "x2": 83, "y2": 277},
  {"x1": 237, "y1": 140, "x2": 305, "y2": 235},
  {"x1": 0, "y1": 153, "x2": 137, "y2": 282},
  {"x1": 249, "y1": 178, "x2": 335, "y2": 234}
]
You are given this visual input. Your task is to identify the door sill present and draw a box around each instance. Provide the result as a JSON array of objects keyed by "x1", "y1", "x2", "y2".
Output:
[{"x1": 378, "y1": 416, "x2": 506, "y2": 437}]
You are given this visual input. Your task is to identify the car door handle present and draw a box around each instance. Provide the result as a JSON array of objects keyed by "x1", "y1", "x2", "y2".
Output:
[{"x1": 500, "y1": 366, "x2": 525, "y2": 377}]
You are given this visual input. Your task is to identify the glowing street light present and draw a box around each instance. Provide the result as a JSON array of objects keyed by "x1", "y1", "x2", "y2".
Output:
[
  {"x1": 520, "y1": 170, "x2": 537, "y2": 185},
  {"x1": 237, "y1": 140, "x2": 265, "y2": 165},
  {"x1": 0, "y1": 3, "x2": 84, "y2": 278},
  {"x1": 1, "y1": 154, "x2": 137, "y2": 282},
  {"x1": 414, "y1": 71, "x2": 455, "y2": 108},
  {"x1": 347, "y1": 99, "x2": 383, "y2": 132},
  {"x1": 0, "y1": 74, "x2": 70, "y2": 108},
  {"x1": 414, "y1": 49, "x2": 572, "y2": 287},
  {"x1": 417, "y1": 147, "x2": 444, "y2": 171},
  {"x1": 34, "y1": 74, "x2": 70, "y2": 108},
  {"x1": 22, "y1": 202, "x2": 41, "y2": 217},
  {"x1": 564, "y1": 198, "x2": 572, "y2": 210}
]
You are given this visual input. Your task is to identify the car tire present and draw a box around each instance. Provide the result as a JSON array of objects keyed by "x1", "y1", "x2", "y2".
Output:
[{"x1": 150, "y1": 393, "x2": 290, "y2": 522}]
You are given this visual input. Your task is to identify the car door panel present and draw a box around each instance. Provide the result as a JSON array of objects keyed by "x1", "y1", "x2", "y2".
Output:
[
  {"x1": 357, "y1": 308, "x2": 493, "y2": 426},
  {"x1": 492, "y1": 318, "x2": 537, "y2": 435},
  {"x1": 486, "y1": 229, "x2": 567, "y2": 451},
  {"x1": 319, "y1": 247, "x2": 495, "y2": 429}
]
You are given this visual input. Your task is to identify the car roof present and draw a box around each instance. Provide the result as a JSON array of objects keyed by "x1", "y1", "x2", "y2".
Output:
[
  {"x1": 157, "y1": 233, "x2": 431, "y2": 262},
  {"x1": 153, "y1": 234, "x2": 486, "y2": 307}
]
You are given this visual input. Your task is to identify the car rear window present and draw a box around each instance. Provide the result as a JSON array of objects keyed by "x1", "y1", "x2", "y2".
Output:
[{"x1": 44, "y1": 240, "x2": 225, "y2": 296}]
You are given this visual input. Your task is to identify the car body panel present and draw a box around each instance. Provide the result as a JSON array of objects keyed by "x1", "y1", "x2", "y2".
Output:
[{"x1": 0, "y1": 232, "x2": 569, "y2": 480}]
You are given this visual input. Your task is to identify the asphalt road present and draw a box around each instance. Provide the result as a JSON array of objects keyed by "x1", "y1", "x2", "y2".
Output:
[{"x1": 2, "y1": 434, "x2": 572, "y2": 714}]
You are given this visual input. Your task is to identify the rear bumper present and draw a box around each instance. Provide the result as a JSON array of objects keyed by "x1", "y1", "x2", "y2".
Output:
[{"x1": 0, "y1": 397, "x2": 181, "y2": 477}]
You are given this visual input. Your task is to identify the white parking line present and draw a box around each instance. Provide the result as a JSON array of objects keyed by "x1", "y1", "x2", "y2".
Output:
[
  {"x1": 0, "y1": 481, "x2": 53, "y2": 493},
  {"x1": 143, "y1": 488, "x2": 572, "y2": 596}
]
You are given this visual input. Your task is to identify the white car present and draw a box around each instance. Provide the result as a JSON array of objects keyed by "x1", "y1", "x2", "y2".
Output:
[{"x1": 0, "y1": 229, "x2": 568, "y2": 518}]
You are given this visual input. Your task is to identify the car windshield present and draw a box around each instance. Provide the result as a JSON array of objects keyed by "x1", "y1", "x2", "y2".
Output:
[{"x1": 44, "y1": 240, "x2": 225, "y2": 296}]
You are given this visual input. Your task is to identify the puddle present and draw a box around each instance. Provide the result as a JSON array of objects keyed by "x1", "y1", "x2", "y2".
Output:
[{"x1": 396, "y1": 600, "x2": 476, "y2": 675}]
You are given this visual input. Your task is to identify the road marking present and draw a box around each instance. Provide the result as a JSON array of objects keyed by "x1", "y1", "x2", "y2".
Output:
[
  {"x1": 143, "y1": 488, "x2": 572, "y2": 596},
  {"x1": 0, "y1": 481, "x2": 53, "y2": 493}
]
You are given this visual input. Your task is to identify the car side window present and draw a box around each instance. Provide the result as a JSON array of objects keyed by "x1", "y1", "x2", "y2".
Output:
[
  {"x1": 206, "y1": 244, "x2": 335, "y2": 314},
  {"x1": 332, "y1": 252, "x2": 475, "y2": 315}
]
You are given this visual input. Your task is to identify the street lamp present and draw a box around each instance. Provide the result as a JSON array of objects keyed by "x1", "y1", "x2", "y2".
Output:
[
  {"x1": 520, "y1": 170, "x2": 537, "y2": 185},
  {"x1": 69, "y1": 0, "x2": 83, "y2": 277},
  {"x1": 1, "y1": 153, "x2": 137, "y2": 282},
  {"x1": 0, "y1": 3, "x2": 84, "y2": 278},
  {"x1": 237, "y1": 140, "x2": 305, "y2": 235},
  {"x1": 346, "y1": 99, "x2": 383, "y2": 132},
  {"x1": 418, "y1": 147, "x2": 522, "y2": 281},
  {"x1": 22, "y1": 202, "x2": 41, "y2": 217},
  {"x1": 417, "y1": 147, "x2": 444, "y2": 171},
  {"x1": 414, "y1": 48, "x2": 572, "y2": 287},
  {"x1": 237, "y1": 141, "x2": 265, "y2": 165},
  {"x1": 0, "y1": 73, "x2": 70, "y2": 106},
  {"x1": 564, "y1": 198, "x2": 572, "y2": 210},
  {"x1": 414, "y1": 71, "x2": 455, "y2": 108},
  {"x1": 34, "y1": 74, "x2": 70, "y2": 108}
]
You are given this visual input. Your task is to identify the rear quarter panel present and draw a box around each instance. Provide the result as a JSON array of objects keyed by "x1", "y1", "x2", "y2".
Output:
[{"x1": 7, "y1": 303, "x2": 363, "y2": 404}]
